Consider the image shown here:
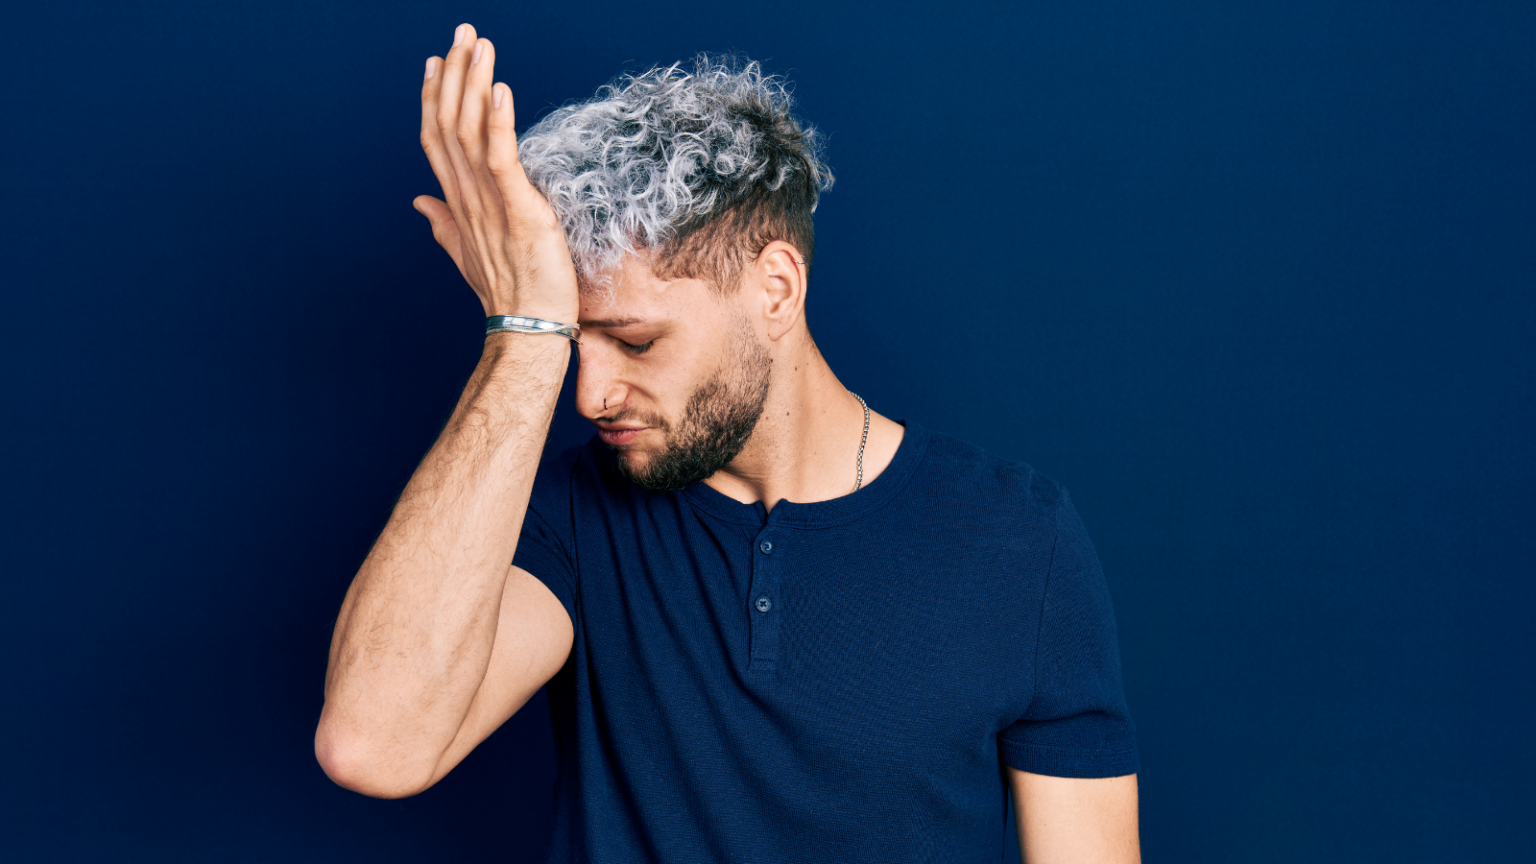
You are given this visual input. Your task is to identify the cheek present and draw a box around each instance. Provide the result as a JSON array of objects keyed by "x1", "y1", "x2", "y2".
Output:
[{"x1": 640, "y1": 360, "x2": 696, "y2": 415}]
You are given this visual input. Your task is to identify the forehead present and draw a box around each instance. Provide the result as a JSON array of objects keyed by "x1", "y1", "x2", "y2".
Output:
[{"x1": 579, "y1": 254, "x2": 718, "y2": 325}]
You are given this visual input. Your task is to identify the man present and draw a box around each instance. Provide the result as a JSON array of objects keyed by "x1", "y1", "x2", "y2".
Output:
[{"x1": 316, "y1": 23, "x2": 1141, "y2": 863}]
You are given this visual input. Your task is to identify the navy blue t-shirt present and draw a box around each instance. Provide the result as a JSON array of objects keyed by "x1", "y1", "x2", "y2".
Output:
[{"x1": 513, "y1": 422, "x2": 1136, "y2": 863}]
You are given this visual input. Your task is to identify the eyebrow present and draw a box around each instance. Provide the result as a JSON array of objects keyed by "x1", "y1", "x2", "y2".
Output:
[{"x1": 580, "y1": 317, "x2": 649, "y2": 328}]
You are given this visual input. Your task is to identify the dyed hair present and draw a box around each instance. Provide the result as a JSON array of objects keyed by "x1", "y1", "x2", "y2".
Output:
[{"x1": 517, "y1": 55, "x2": 835, "y2": 295}]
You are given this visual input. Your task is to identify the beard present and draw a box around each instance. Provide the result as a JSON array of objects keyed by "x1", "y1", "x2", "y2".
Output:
[{"x1": 611, "y1": 318, "x2": 772, "y2": 492}]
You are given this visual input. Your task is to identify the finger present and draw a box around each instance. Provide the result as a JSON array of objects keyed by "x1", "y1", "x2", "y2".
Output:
[
  {"x1": 486, "y1": 81, "x2": 533, "y2": 208},
  {"x1": 435, "y1": 24, "x2": 483, "y2": 210},
  {"x1": 457, "y1": 38, "x2": 496, "y2": 177},
  {"x1": 419, "y1": 56, "x2": 464, "y2": 213}
]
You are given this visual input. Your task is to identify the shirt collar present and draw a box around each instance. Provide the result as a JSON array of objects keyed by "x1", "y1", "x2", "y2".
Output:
[{"x1": 678, "y1": 421, "x2": 929, "y2": 528}]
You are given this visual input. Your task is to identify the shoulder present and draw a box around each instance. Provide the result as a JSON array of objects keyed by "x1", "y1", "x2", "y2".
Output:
[{"x1": 913, "y1": 425, "x2": 1073, "y2": 521}]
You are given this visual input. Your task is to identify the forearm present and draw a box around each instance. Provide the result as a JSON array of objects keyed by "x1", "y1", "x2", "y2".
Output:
[{"x1": 318, "y1": 332, "x2": 568, "y2": 795}]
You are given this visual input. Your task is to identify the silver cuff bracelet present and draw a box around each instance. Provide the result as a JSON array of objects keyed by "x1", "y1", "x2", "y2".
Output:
[{"x1": 485, "y1": 315, "x2": 581, "y2": 344}]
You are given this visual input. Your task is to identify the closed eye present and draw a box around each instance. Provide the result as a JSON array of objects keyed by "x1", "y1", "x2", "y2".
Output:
[{"x1": 618, "y1": 338, "x2": 655, "y2": 355}]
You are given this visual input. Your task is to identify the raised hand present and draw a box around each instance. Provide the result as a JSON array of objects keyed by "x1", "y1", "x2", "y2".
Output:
[{"x1": 414, "y1": 23, "x2": 580, "y2": 324}]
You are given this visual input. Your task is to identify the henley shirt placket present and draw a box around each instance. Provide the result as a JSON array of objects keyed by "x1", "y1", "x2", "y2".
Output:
[{"x1": 747, "y1": 525, "x2": 782, "y2": 674}]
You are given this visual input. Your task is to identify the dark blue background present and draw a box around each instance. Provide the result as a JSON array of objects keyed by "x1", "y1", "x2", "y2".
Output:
[{"x1": 3, "y1": 1, "x2": 1532, "y2": 860}]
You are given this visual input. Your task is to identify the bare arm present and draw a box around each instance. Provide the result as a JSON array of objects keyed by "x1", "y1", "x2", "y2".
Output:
[
  {"x1": 1010, "y1": 769, "x2": 1141, "y2": 864},
  {"x1": 314, "y1": 23, "x2": 580, "y2": 799}
]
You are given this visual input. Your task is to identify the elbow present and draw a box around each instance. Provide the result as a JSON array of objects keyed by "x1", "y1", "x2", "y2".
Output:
[{"x1": 314, "y1": 712, "x2": 436, "y2": 800}]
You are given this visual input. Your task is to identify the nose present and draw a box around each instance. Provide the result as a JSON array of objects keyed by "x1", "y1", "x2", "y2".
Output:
[{"x1": 574, "y1": 351, "x2": 627, "y2": 420}]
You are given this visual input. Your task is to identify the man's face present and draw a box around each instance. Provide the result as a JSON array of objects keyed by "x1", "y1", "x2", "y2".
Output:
[{"x1": 576, "y1": 255, "x2": 771, "y2": 491}]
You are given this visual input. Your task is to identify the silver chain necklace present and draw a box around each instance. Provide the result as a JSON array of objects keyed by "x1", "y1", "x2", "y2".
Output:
[{"x1": 850, "y1": 391, "x2": 870, "y2": 492}]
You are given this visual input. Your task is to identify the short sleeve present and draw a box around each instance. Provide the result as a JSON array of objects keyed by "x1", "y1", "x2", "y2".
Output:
[
  {"x1": 999, "y1": 489, "x2": 1139, "y2": 778},
  {"x1": 511, "y1": 448, "x2": 581, "y2": 626}
]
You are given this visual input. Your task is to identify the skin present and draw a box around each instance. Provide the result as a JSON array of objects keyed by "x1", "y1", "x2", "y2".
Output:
[{"x1": 314, "y1": 23, "x2": 1139, "y2": 863}]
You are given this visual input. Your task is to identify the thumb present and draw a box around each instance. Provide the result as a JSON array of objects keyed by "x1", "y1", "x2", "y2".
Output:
[
  {"x1": 413, "y1": 195, "x2": 462, "y2": 253},
  {"x1": 413, "y1": 194, "x2": 453, "y2": 226}
]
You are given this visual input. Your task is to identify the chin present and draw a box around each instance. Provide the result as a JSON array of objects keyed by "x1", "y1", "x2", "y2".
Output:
[{"x1": 614, "y1": 447, "x2": 652, "y2": 471}]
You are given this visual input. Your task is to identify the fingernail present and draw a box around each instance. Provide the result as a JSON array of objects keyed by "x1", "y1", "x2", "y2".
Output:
[
  {"x1": 453, "y1": 25, "x2": 464, "y2": 46},
  {"x1": 472, "y1": 43, "x2": 483, "y2": 65},
  {"x1": 424, "y1": 57, "x2": 436, "y2": 79},
  {"x1": 494, "y1": 85, "x2": 503, "y2": 109}
]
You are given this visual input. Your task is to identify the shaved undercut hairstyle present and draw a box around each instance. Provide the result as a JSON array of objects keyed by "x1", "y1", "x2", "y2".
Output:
[{"x1": 517, "y1": 55, "x2": 835, "y2": 295}]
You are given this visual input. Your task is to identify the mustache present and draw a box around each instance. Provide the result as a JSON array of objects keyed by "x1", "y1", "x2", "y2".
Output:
[{"x1": 599, "y1": 406, "x2": 670, "y2": 432}]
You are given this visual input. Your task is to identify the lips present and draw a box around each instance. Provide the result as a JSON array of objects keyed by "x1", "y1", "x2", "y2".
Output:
[{"x1": 598, "y1": 427, "x2": 647, "y2": 446}]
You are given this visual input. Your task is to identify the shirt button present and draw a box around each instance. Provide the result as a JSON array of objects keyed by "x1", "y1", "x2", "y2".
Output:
[
  {"x1": 759, "y1": 540, "x2": 773, "y2": 554},
  {"x1": 755, "y1": 596, "x2": 773, "y2": 613}
]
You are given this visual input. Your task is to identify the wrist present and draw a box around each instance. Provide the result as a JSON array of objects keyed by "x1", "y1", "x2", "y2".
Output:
[
  {"x1": 485, "y1": 302, "x2": 579, "y2": 324},
  {"x1": 482, "y1": 329, "x2": 573, "y2": 360}
]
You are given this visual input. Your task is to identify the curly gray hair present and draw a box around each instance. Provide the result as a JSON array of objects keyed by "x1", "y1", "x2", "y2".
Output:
[{"x1": 517, "y1": 55, "x2": 835, "y2": 295}]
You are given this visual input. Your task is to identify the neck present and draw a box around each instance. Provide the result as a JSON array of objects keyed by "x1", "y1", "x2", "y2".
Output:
[{"x1": 703, "y1": 335, "x2": 904, "y2": 510}]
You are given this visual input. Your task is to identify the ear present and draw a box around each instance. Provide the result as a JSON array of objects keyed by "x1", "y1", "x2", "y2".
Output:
[{"x1": 748, "y1": 241, "x2": 808, "y2": 342}]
